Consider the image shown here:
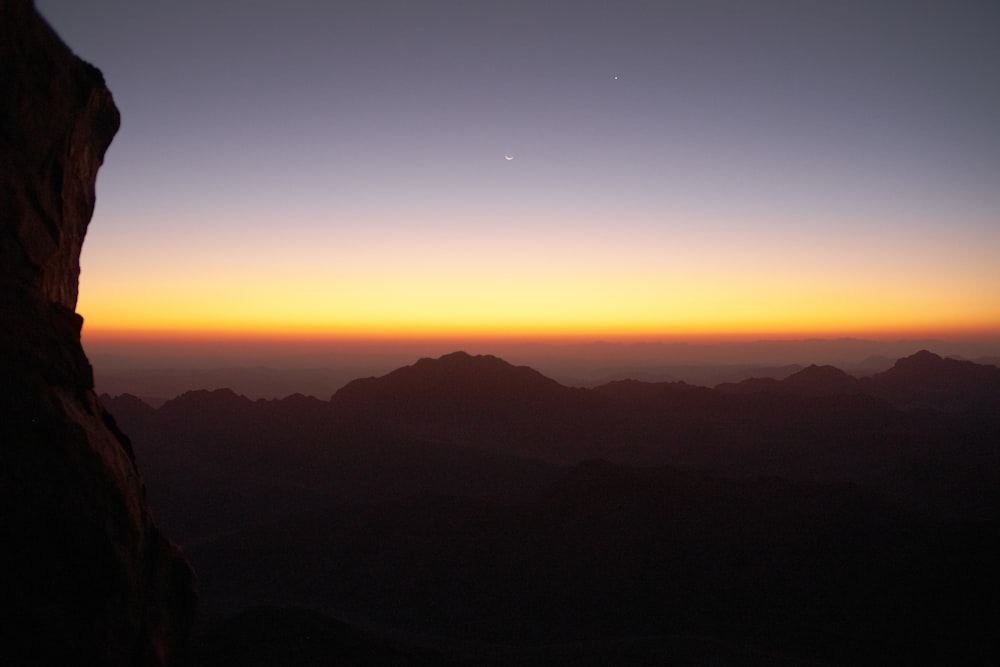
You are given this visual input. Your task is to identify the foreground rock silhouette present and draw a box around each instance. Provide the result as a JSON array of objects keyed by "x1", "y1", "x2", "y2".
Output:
[{"x1": 0, "y1": 1, "x2": 196, "y2": 664}]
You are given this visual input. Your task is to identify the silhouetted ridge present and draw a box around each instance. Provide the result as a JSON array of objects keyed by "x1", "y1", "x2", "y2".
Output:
[
  {"x1": 866, "y1": 349, "x2": 1000, "y2": 411},
  {"x1": 876, "y1": 349, "x2": 989, "y2": 386},
  {"x1": 781, "y1": 364, "x2": 861, "y2": 396},
  {"x1": 100, "y1": 392, "x2": 156, "y2": 416},
  {"x1": 159, "y1": 388, "x2": 254, "y2": 416},
  {"x1": 346, "y1": 350, "x2": 567, "y2": 396},
  {"x1": 332, "y1": 351, "x2": 589, "y2": 434},
  {"x1": 716, "y1": 364, "x2": 860, "y2": 397},
  {"x1": 591, "y1": 379, "x2": 722, "y2": 416},
  {"x1": 327, "y1": 351, "x2": 621, "y2": 463}
]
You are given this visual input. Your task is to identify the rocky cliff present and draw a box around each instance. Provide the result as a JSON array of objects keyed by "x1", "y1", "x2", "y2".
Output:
[{"x1": 0, "y1": 1, "x2": 197, "y2": 665}]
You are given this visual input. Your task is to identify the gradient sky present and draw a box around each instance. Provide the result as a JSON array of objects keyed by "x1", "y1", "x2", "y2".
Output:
[{"x1": 36, "y1": 0, "x2": 1000, "y2": 343}]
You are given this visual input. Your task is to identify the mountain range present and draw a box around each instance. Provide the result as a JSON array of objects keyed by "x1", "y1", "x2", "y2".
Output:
[{"x1": 101, "y1": 349, "x2": 1000, "y2": 665}]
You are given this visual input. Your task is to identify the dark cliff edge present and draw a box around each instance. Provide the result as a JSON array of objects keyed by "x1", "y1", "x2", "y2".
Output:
[{"x1": 1, "y1": 1, "x2": 197, "y2": 665}]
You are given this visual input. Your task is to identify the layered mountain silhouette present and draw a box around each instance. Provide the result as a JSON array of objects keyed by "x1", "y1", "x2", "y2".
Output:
[
  {"x1": 106, "y1": 349, "x2": 1000, "y2": 533},
  {"x1": 865, "y1": 348, "x2": 1000, "y2": 411},
  {"x1": 718, "y1": 349, "x2": 1000, "y2": 412},
  {"x1": 718, "y1": 363, "x2": 860, "y2": 396},
  {"x1": 105, "y1": 385, "x2": 559, "y2": 547},
  {"x1": 103, "y1": 349, "x2": 1000, "y2": 664}
]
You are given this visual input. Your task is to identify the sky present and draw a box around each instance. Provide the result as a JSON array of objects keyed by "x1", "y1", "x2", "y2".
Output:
[{"x1": 35, "y1": 0, "x2": 1000, "y2": 352}]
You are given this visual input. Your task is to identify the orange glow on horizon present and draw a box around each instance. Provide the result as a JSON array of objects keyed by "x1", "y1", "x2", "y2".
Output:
[
  {"x1": 77, "y1": 208, "x2": 1000, "y2": 347},
  {"x1": 81, "y1": 321, "x2": 1000, "y2": 346},
  {"x1": 78, "y1": 273, "x2": 1000, "y2": 341}
]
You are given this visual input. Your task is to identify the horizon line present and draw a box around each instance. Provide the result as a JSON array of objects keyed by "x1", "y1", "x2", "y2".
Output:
[{"x1": 81, "y1": 326, "x2": 1000, "y2": 346}]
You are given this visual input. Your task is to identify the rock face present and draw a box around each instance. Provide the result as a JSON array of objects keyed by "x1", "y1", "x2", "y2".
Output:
[{"x1": 0, "y1": 2, "x2": 197, "y2": 665}]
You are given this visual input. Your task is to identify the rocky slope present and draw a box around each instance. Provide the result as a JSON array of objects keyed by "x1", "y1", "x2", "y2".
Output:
[{"x1": 1, "y1": 1, "x2": 196, "y2": 665}]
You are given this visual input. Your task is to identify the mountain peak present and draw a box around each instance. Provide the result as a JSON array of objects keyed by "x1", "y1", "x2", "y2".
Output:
[
  {"x1": 787, "y1": 364, "x2": 851, "y2": 380},
  {"x1": 336, "y1": 352, "x2": 566, "y2": 401},
  {"x1": 159, "y1": 387, "x2": 253, "y2": 415},
  {"x1": 894, "y1": 349, "x2": 943, "y2": 369},
  {"x1": 883, "y1": 350, "x2": 962, "y2": 381},
  {"x1": 781, "y1": 364, "x2": 860, "y2": 396},
  {"x1": 416, "y1": 350, "x2": 509, "y2": 369},
  {"x1": 414, "y1": 350, "x2": 488, "y2": 366},
  {"x1": 329, "y1": 352, "x2": 589, "y2": 460},
  {"x1": 869, "y1": 349, "x2": 1000, "y2": 410},
  {"x1": 439, "y1": 350, "x2": 473, "y2": 361}
]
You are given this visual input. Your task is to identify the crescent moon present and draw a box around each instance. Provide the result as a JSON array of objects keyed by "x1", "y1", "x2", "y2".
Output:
[{"x1": 504, "y1": 154, "x2": 514, "y2": 161}]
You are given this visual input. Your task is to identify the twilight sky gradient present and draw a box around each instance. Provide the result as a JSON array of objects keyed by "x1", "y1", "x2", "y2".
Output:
[{"x1": 37, "y1": 0, "x2": 1000, "y2": 343}]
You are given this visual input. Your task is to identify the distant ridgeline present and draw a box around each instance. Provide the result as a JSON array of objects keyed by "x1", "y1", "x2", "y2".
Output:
[{"x1": 104, "y1": 349, "x2": 1000, "y2": 665}]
